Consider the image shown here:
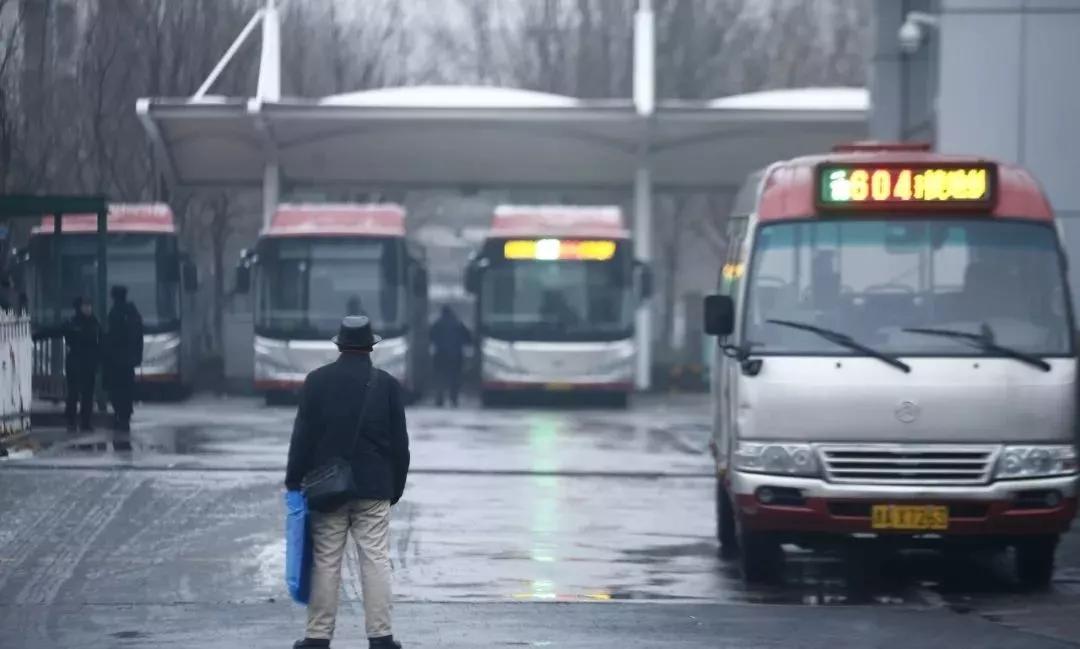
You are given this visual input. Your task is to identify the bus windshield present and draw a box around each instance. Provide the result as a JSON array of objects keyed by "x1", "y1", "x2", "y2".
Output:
[
  {"x1": 255, "y1": 237, "x2": 404, "y2": 339},
  {"x1": 479, "y1": 251, "x2": 633, "y2": 342},
  {"x1": 744, "y1": 218, "x2": 1073, "y2": 356},
  {"x1": 31, "y1": 233, "x2": 180, "y2": 331}
]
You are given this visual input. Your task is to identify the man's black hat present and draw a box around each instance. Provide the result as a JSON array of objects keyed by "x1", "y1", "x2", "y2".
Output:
[{"x1": 332, "y1": 315, "x2": 382, "y2": 349}]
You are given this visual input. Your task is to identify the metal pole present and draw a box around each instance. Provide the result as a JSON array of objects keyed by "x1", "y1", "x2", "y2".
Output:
[
  {"x1": 52, "y1": 213, "x2": 62, "y2": 325},
  {"x1": 256, "y1": 0, "x2": 281, "y2": 102},
  {"x1": 634, "y1": 159, "x2": 653, "y2": 391},
  {"x1": 193, "y1": 9, "x2": 265, "y2": 100},
  {"x1": 96, "y1": 207, "x2": 108, "y2": 327},
  {"x1": 263, "y1": 162, "x2": 280, "y2": 230},
  {"x1": 633, "y1": 0, "x2": 655, "y2": 391}
]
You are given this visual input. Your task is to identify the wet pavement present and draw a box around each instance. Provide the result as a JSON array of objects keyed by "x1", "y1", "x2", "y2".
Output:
[{"x1": 2, "y1": 394, "x2": 1080, "y2": 647}]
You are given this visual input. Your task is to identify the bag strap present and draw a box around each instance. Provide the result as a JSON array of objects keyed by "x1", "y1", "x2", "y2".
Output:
[{"x1": 347, "y1": 367, "x2": 380, "y2": 457}]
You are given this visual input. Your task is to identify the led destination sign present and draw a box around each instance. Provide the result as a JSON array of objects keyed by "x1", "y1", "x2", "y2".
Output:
[
  {"x1": 503, "y1": 239, "x2": 617, "y2": 261},
  {"x1": 817, "y1": 163, "x2": 995, "y2": 209}
]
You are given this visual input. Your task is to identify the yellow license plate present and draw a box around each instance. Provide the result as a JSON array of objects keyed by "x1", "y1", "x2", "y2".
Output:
[{"x1": 871, "y1": 505, "x2": 949, "y2": 531}]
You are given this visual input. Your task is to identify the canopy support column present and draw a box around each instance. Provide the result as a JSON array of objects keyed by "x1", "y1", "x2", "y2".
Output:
[
  {"x1": 96, "y1": 206, "x2": 108, "y2": 323},
  {"x1": 52, "y1": 213, "x2": 62, "y2": 325},
  {"x1": 262, "y1": 163, "x2": 279, "y2": 230},
  {"x1": 634, "y1": 161, "x2": 652, "y2": 391}
]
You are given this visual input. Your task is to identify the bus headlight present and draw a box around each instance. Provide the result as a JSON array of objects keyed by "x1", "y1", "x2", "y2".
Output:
[
  {"x1": 733, "y1": 442, "x2": 819, "y2": 477},
  {"x1": 995, "y1": 445, "x2": 1078, "y2": 479}
]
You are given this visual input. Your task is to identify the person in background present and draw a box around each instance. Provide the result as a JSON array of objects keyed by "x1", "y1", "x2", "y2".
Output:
[
  {"x1": 429, "y1": 306, "x2": 472, "y2": 408},
  {"x1": 286, "y1": 316, "x2": 410, "y2": 649},
  {"x1": 103, "y1": 285, "x2": 143, "y2": 432},
  {"x1": 63, "y1": 297, "x2": 101, "y2": 432}
]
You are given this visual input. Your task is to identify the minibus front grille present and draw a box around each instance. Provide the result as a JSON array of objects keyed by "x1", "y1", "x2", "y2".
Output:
[{"x1": 818, "y1": 445, "x2": 998, "y2": 485}]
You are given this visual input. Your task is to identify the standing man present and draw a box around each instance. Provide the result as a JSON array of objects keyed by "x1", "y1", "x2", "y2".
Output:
[
  {"x1": 286, "y1": 316, "x2": 410, "y2": 649},
  {"x1": 429, "y1": 306, "x2": 472, "y2": 407},
  {"x1": 63, "y1": 297, "x2": 101, "y2": 432},
  {"x1": 104, "y1": 285, "x2": 143, "y2": 432}
]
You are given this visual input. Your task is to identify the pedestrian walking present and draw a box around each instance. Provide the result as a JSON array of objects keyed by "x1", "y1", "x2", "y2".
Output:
[
  {"x1": 63, "y1": 297, "x2": 101, "y2": 431},
  {"x1": 286, "y1": 315, "x2": 410, "y2": 649},
  {"x1": 103, "y1": 285, "x2": 143, "y2": 432},
  {"x1": 429, "y1": 306, "x2": 472, "y2": 407}
]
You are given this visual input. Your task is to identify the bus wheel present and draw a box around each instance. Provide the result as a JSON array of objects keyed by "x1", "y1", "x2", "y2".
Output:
[
  {"x1": 740, "y1": 531, "x2": 783, "y2": 583},
  {"x1": 480, "y1": 390, "x2": 500, "y2": 408},
  {"x1": 1015, "y1": 535, "x2": 1058, "y2": 589},
  {"x1": 716, "y1": 480, "x2": 738, "y2": 559}
]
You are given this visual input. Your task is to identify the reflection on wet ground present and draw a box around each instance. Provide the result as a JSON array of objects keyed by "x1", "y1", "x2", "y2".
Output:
[{"x1": 2, "y1": 395, "x2": 1077, "y2": 623}]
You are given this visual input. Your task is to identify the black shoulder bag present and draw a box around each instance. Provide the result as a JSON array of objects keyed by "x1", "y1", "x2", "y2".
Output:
[{"x1": 301, "y1": 370, "x2": 380, "y2": 511}]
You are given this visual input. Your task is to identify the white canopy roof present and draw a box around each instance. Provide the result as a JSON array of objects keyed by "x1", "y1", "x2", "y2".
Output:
[{"x1": 137, "y1": 85, "x2": 868, "y2": 192}]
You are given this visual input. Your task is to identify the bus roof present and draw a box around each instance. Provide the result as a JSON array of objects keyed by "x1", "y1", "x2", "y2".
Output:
[
  {"x1": 33, "y1": 203, "x2": 176, "y2": 235},
  {"x1": 265, "y1": 203, "x2": 406, "y2": 237},
  {"x1": 490, "y1": 205, "x2": 629, "y2": 239},
  {"x1": 754, "y1": 149, "x2": 1053, "y2": 222}
]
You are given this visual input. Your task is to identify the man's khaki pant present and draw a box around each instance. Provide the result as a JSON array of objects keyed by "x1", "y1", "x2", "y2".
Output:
[{"x1": 306, "y1": 499, "x2": 393, "y2": 640}]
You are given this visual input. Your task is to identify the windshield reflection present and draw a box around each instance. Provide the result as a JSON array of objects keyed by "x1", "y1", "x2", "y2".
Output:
[{"x1": 744, "y1": 219, "x2": 1072, "y2": 356}]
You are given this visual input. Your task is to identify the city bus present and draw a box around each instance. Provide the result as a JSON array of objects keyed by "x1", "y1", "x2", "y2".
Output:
[
  {"x1": 704, "y1": 142, "x2": 1078, "y2": 586},
  {"x1": 26, "y1": 203, "x2": 198, "y2": 398},
  {"x1": 465, "y1": 205, "x2": 651, "y2": 407},
  {"x1": 236, "y1": 203, "x2": 429, "y2": 404}
]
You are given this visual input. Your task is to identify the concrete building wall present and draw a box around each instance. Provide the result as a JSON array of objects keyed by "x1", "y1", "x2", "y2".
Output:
[
  {"x1": 871, "y1": 0, "x2": 940, "y2": 142},
  {"x1": 873, "y1": 0, "x2": 1080, "y2": 305},
  {"x1": 936, "y1": 0, "x2": 1080, "y2": 302}
]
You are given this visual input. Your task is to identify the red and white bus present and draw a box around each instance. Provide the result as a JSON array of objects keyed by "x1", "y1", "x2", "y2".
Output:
[
  {"x1": 465, "y1": 205, "x2": 651, "y2": 407},
  {"x1": 705, "y1": 142, "x2": 1078, "y2": 586},
  {"x1": 237, "y1": 203, "x2": 429, "y2": 403},
  {"x1": 26, "y1": 204, "x2": 198, "y2": 397}
]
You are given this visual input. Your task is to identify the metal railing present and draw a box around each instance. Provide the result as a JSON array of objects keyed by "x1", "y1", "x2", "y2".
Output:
[
  {"x1": 0, "y1": 311, "x2": 33, "y2": 438},
  {"x1": 32, "y1": 334, "x2": 66, "y2": 404}
]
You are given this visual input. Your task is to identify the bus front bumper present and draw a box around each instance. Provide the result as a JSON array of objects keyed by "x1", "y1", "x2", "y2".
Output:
[{"x1": 729, "y1": 470, "x2": 1079, "y2": 538}]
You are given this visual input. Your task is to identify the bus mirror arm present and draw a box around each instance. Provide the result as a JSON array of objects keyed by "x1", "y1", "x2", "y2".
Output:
[
  {"x1": 464, "y1": 265, "x2": 479, "y2": 295},
  {"x1": 235, "y1": 263, "x2": 251, "y2": 294},
  {"x1": 635, "y1": 260, "x2": 653, "y2": 302}
]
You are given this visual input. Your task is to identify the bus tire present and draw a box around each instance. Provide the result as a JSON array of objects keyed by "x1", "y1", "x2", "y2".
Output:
[
  {"x1": 480, "y1": 390, "x2": 499, "y2": 408},
  {"x1": 716, "y1": 480, "x2": 738, "y2": 559},
  {"x1": 1015, "y1": 535, "x2": 1058, "y2": 589},
  {"x1": 740, "y1": 530, "x2": 783, "y2": 583}
]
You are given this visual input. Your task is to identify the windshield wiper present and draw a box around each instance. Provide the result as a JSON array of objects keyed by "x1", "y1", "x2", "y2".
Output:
[
  {"x1": 767, "y1": 319, "x2": 911, "y2": 373},
  {"x1": 902, "y1": 324, "x2": 1051, "y2": 372}
]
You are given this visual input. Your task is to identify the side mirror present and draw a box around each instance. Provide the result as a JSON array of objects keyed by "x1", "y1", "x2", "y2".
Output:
[
  {"x1": 464, "y1": 262, "x2": 480, "y2": 295},
  {"x1": 635, "y1": 260, "x2": 653, "y2": 301},
  {"x1": 410, "y1": 265, "x2": 428, "y2": 297},
  {"x1": 235, "y1": 263, "x2": 251, "y2": 294},
  {"x1": 182, "y1": 259, "x2": 199, "y2": 293},
  {"x1": 704, "y1": 294, "x2": 735, "y2": 337}
]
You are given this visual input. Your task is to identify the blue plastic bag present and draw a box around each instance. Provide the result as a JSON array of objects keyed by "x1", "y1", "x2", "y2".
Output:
[{"x1": 285, "y1": 491, "x2": 312, "y2": 605}]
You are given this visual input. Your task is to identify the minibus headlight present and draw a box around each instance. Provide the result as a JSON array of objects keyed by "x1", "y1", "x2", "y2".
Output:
[
  {"x1": 995, "y1": 445, "x2": 1078, "y2": 479},
  {"x1": 734, "y1": 442, "x2": 819, "y2": 477}
]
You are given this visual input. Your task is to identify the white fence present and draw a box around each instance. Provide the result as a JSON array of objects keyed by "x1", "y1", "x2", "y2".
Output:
[{"x1": 0, "y1": 310, "x2": 32, "y2": 438}]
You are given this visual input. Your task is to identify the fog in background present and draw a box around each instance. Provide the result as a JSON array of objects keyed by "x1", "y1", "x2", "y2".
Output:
[{"x1": 0, "y1": 0, "x2": 871, "y2": 381}]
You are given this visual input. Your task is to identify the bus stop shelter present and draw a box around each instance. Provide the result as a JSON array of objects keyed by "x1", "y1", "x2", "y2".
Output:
[{"x1": 135, "y1": 2, "x2": 868, "y2": 389}]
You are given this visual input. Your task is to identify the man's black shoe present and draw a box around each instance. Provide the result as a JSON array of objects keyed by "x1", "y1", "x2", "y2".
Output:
[
  {"x1": 293, "y1": 639, "x2": 330, "y2": 649},
  {"x1": 369, "y1": 636, "x2": 402, "y2": 649}
]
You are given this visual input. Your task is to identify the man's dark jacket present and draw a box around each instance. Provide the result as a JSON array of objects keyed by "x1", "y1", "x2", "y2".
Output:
[
  {"x1": 285, "y1": 353, "x2": 410, "y2": 504},
  {"x1": 64, "y1": 312, "x2": 101, "y2": 371},
  {"x1": 106, "y1": 300, "x2": 143, "y2": 370},
  {"x1": 430, "y1": 313, "x2": 472, "y2": 367}
]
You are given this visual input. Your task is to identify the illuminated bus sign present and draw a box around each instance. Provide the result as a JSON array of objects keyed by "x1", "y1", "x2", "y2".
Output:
[
  {"x1": 817, "y1": 162, "x2": 996, "y2": 210},
  {"x1": 503, "y1": 239, "x2": 616, "y2": 261}
]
